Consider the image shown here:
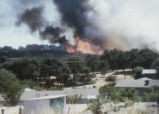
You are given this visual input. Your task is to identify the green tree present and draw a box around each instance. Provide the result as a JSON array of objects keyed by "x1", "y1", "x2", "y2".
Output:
[
  {"x1": 128, "y1": 49, "x2": 145, "y2": 68},
  {"x1": 99, "y1": 85, "x2": 141, "y2": 102},
  {"x1": 133, "y1": 66, "x2": 143, "y2": 79},
  {"x1": 4, "y1": 57, "x2": 40, "y2": 80},
  {"x1": 67, "y1": 56, "x2": 85, "y2": 74},
  {"x1": 0, "y1": 69, "x2": 24, "y2": 106},
  {"x1": 86, "y1": 55, "x2": 100, "y2": 73},
  {"x1": 140, "y1": 49, "x2": 158, "y2": 68},
  {"x1": 80, "y1": 65, "x2": 90, "y2": 75},
  {"x1": 143, "y1": 87, "x2": 159, "y2": 102},
  {"x1": 0, "y1": 56, "x2": 7, "y2": 64},
  {"x1": 101, "y1": 49, "x2": 158, "y2": 70},
  {"x1": 100, "y1": 58, "x2": 109, "y2": 74},
  {"x1": 101, "y1": 49, "x2": 125, "y2": 70},
  {"x1": 152, "y1": 58, "x2": 159, "y2": 76},
  {"x1": 40, "y1": 58, "x2": 70, "y2": 87}
]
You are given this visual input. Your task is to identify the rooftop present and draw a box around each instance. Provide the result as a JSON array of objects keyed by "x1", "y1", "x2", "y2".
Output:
[
  {"x1": 0, "y1": 88, "x2": 99, "y2": 101},
  {"x1": 115, "y1": 78, "x2": 159, "y2": 88},
  {"x1": 142, "y1": 69, "x2": 157, "y2": 74}
]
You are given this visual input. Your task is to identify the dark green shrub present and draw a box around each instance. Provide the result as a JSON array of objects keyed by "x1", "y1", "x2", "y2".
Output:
[
  {"x1": 105, "y1": 76, "x2": 116, "y2": 81},
  {"x1": 133, "y1": 66, "x2": 143, "y2": 79},
  {"x1": 66, "y1": 94, "x2": 82, "y2": 104}
]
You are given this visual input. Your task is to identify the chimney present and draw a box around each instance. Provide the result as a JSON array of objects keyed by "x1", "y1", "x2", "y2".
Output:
[{"x1": 144, "y1": 80, "x2": 149, "y2": 86}]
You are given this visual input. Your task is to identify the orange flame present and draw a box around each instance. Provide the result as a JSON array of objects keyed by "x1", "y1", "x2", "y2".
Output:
[{"x1": 66, "y1": 37, "x2": 103, "y2": 55}]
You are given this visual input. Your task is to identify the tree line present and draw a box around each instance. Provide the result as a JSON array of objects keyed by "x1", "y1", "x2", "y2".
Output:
[
  {"x1": 0, "y1": 45, "x2": 67, "y2": 58},
  {"x1": 101, "y1": 48, "x2": 158, "y2": 69},
  {"x1": 0, "y1": 48, "x2": 159, "y2": 87}
]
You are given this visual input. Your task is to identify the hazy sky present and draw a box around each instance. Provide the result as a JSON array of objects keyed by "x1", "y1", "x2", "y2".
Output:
[
  {"x1": 0, "y1": 0, "x2": 50, "y2": 48},
  {"x1": 0, "y1": 24, "x2": 49, "y2": 48}
]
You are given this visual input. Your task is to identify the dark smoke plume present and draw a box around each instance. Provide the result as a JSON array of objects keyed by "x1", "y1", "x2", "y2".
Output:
[
  {"x1": 16, "y1": 0, "x2": 112, "y2": 49},
  {"x1": 17, "y1": 5, "x2": 68, "y2": 44},
  {"x1": 16, "y1": 0, "x2": 106, "y2": 48},
  {"x1": 54, "y1": 0, "x2": 88, "y2": 37},
  {"x1": 40, "y1": 26, "x2": 68, "y2": 44},
  {"x1": 18, "y1": 7, "x2": 44, "y2": 32},
  {"x1": 13, "y1": 0, "x2": 159, "y2": 51},
  {"x1": 53, "y1": 0, "x2": 106, "y2": 48}
]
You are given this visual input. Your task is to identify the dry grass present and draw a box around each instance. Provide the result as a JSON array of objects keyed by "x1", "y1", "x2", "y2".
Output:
[
  {"x1": 104, "y1": 103, "x2": 157, "y2": 114},
  {"x1": 30, "y1": 106, "x2": 63, "y2": 114},
  {"x1": 128, "y1": 109, "x2": 154, "y2": 114},
  {"x1": 29, "y1": 104, "x2": 157, "y2": 114},
  {"x1": 66, "y1": 104, "x2": 88, "y2": 114}
]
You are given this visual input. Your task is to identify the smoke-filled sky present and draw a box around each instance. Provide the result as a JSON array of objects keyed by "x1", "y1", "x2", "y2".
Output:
[{"x1": 0, "y1": 0, "x2": 159, "y2": 50}]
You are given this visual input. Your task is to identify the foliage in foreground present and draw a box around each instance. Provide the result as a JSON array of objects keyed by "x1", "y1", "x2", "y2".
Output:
[
  {"x1": 133, "y1": 66, "x2": 143, "y2": 79},
  {"x1": 105, "y1": 76, "x2": 116, "y2": 81},
  {"x1": 66, "y1": 94, "x2": 82, "y2": 104},
  {"x1": 88, "y1": 99, "x2": 103, "y2": 114},
  {"x1": 152, "y1": 58, "x2": 159, "y2": 75},
  {"x1": 99, "y1": 85, "x2": 159, "y2": 102},
  {"x1": 0, "y1": 69, "x2": 24, "y2": 106}
]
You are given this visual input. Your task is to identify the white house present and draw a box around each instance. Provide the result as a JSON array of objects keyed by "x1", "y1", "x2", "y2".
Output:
[
  {"x1": 142, "y1": 69, "x2": 157, "y2": 75},
  {"x1": 142, "y1": 69, "x2": 157, "y2": 79},
  {"x1": 0, "y1": 89, "x2": 67, "y2": 114},
  {"x1": 115, "y1": 78, "x2": 159, "y2": 88},
  {"x1": 21, "y1": 95, "x2": 66, "y2": 114}
]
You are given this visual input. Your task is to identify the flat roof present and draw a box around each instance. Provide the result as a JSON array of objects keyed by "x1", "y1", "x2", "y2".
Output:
[
  {"x1": 0, "y1": 91, "x2": 67, "y2": 102},
  {"x1": 0, "y1": 88, "x2": 99, "y2": 101},
  {"x1": 142, "y1": 69, "x2": 157, "y2": 74},
  {"x1": 115, "y1": 79, "x2": 159, "y2": 88},
  {"x1": 27, "y1": 95, "x2": 67, "y2": 101}
]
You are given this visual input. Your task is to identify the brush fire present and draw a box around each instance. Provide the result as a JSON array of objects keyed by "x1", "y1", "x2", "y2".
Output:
[{"x1": 66, "y1": 37, "x2": 103, "y2": 55}]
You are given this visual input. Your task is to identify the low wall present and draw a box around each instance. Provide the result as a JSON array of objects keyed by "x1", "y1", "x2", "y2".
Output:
[
  {"x1": 0, "y1": 106, "x2": 24, "y2": 114},
  {"x1": 20, "y1": 99, "x2": 50, "y2": 114}
]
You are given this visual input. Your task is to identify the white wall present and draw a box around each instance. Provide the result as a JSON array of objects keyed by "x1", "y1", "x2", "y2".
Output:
[
  {"x1": 20, "y1": 99, "x2": 50, "y2": 114},
  {"x1": 0, "y1": 97, "x2": 66, "y2": 114},
  {"x1": 20, "y1": 97, "x2": 66, "y2": 114},
  {"x1": 0, "y1": 106, "x2": 24, "y2": 114}
]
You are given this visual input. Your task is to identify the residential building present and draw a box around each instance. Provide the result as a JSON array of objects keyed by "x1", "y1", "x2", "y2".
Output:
[{"x1": 115, "y1": 78, "x2": 159, "y2": 88}]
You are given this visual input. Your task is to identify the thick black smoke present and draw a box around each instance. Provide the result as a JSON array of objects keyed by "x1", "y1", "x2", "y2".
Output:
[
  {"x1": 53, "y1": 0, "x2": 105, "y2": 48},
  {"x1": 54, "y1": 0, "x2": 88, "y2": 37},
  {"x1": 18, "y1": 7, "x2": 44, "y2": 32},
  {"x1": 17, "y1": 6, "x2": 67, "y2": 44},
  {"x1": 40, "y1": 26, "x2": 68, "y2": 44},
  {"x1": 16, "y1": 0, "x2": 106, "y2": 50}
]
